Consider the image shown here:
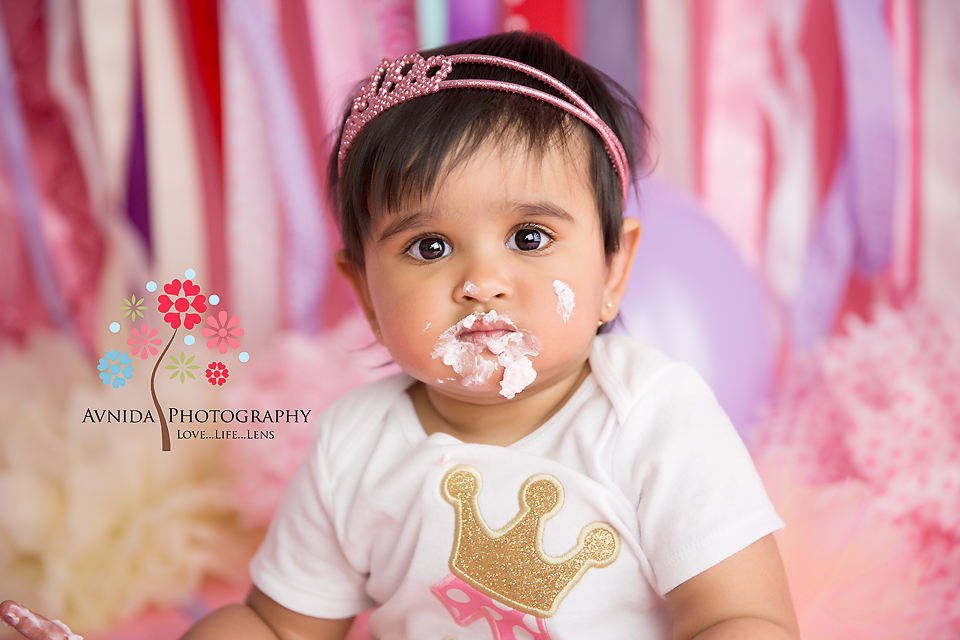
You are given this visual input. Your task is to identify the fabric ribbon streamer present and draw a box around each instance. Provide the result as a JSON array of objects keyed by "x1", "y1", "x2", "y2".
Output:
[
  {"x1": 416, "y1": 0, "x2": 448, "y2": 49},
  {"x1": 763, "y1": 0, "x2": 817, "y2": 303},
  {"x1": 78, "y1": 0, "x2": 135, "y2": 220},
  {"x1": 790, "y1": 153, "x2": 855, "y2": 348},
  {"x1": 833, "y1": 0, "x2": 897, "y2": 276},
  {"x1": 696, "y1": 0, "x2": 769, "y2": 269},
  {"x1": 502, "y1": 0, "x2": 575, "y2": 53},
  {"x1": 303, "y1": 0, "x2": 373, "y2": 136},
  {"x1": 221, "y1": 1, "x2": 283, "y2": 347},
  {"x1": 231, "y1": 0, "x2": 328, "y2": 334},
  {"x1": 139, "y1": 0, "x2": 209, "y2": 284},
  {"x1": 448, "y1": 0, "x2": 498, "y2": 43},
  {"x1": 0, "y1": 6, "x2": 74, "y2": 338},
  {"x1": 373, "y1": 0, "x2": 418, "y2": 59},
  {"x1": 918, "y1": 1, "x2": 960, "y2": 306},
  {"x1": 791, "y1": 0, "x2": 899, "y2": 348},
  {"x1": 126, "y1": 60, "x2": 152, "y2": 253},
  {"x1": 887, "y1": 0, "x2": 919, "y2": 300},
  {"x1": 75, "y1": 0, "x2": 155, "y2": 357},
  {"x1": 173, "y1": 0, "x2": 229, "y2": 306},
  {"x1": 643, "y1": 0, "x2": 695, "y2": 190},
  {"x1": 581, "y1": 0, "x2": 640, "y2": 100},
  {"x1": 48, "y1": 0, "x2": 107, "y2": 227}
]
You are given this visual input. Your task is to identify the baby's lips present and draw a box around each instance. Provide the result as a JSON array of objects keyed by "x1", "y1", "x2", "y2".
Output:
[{"x1": 454, "y1": 310, "x2": 516, "y2": 335}]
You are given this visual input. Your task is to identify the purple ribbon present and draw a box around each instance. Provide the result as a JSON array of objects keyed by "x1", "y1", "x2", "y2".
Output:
[
  {"x1": 448, "y1": 0, "x2": 498, "y2": 43},
  {"x1": 231, "y1": 0, "x2": 328, "y2": 334},
  {"x1": 791, "y1": 0, "x2": 899, "y2": 348},
  {"x1": 791, "y1": 153, "x2": 854, "y2": 347},
  {"x1": 0, "y1": 8, "x2": 73, "y2": 336},
  {"x1": 834, "y1": 0, "x2": 898, "y2": 275},
  {"x1": 126, "y1": 60, "x2": 152, "y2": 254},
  {"x1": 581, "y1": 0, "x2": 641, "y2": 100}
]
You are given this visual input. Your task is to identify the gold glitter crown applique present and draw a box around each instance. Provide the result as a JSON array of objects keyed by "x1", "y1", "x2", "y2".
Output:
[{"x1": 441, "y1": 465, "x2": 620, "y2": 618}]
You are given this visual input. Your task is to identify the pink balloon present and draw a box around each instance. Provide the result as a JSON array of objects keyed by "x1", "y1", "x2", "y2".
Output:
[{"x1": 615, "y1": 180, "x2": 775, "y2": 437}]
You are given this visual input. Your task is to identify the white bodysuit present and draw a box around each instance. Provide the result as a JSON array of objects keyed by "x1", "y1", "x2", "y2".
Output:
[{"x1": 250, "y1": 334, "x2": 783, "y2": 639}]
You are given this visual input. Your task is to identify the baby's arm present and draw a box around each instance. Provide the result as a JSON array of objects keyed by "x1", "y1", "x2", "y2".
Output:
[
  {"x1": 664, "y1": 534, "x2": 799, "y2": 640},
  {"x1": 179, "y1": 586, "x2": 353, "y2": 640}
]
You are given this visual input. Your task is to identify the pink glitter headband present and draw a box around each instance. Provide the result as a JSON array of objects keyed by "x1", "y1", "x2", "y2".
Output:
[{"x1": 337, "y1": 53, "x2": 631, "y2": 205}]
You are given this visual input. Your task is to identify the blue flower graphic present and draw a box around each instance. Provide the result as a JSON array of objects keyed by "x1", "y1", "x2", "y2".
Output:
[{"x1": 98, "y1": 350, "x2": 133, "y2": 388}]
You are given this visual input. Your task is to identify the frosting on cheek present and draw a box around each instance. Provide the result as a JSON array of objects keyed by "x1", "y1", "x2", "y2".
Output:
[
  {"x1": 431, "y1": 310, "x2": 541, "y2": 398},
  {"x1": 553, "y1": 280, "x2": 575, "y2": 322}
]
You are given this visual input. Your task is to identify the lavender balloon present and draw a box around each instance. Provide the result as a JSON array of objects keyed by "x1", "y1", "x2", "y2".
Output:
[{"x1": 615, "y1": 179, "x2": 774, "y2": 437}]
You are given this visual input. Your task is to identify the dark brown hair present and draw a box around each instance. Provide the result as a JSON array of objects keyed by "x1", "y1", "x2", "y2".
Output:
[{"x1": 329, "y1": 30, "x2": 650, "y2": 267}]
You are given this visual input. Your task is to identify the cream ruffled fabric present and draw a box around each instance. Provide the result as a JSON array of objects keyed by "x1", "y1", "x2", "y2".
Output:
[{"x1": 0, "y1": 333, "x2": 250, "y2": 632}]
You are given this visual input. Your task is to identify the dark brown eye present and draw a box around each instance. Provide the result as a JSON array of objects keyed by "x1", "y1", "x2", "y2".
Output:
[
  {"x1": 508, "y1": 228, "x2": 548, "y2": 251},
  {"x1": 407, "y1": 237, "x2": 450, "y2": 260}
]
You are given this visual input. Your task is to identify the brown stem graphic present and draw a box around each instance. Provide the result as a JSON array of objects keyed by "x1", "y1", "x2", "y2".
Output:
[{"x1": 151, "y1": 326, "x2": 178, "y2": 451}]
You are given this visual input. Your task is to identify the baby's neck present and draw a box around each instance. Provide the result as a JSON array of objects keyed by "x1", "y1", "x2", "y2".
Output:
[{"x1": 409, "y1": 362, "x2": 591, "y2": 446}]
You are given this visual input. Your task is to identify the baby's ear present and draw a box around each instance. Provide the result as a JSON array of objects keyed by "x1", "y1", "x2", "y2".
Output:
[
  {"x1": 334, "y1": 250, "x2": 382, "y2": 343},
  {"x1": 600, "y1": 217, "x2": 641, "y2": 323}
]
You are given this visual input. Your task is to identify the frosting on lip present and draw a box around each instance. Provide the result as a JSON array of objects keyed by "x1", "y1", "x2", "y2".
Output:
[{"x1": 431, "y1": 310, "x2": 541, "y2": 398}]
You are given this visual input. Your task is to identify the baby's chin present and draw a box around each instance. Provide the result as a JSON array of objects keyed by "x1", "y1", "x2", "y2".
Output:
[{"x1": 423, "y1": 370, "x2": 536, "y2": 403}]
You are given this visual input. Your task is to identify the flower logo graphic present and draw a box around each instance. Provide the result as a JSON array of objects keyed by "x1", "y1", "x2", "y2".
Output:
[
  {"x1": 98, "y1": 350, "x2": 133, "y2": 388},
  {"x1": 157, "y1": 279, "x2": 207, "y2": 329},
  {"x1": 129, "y1": 325, "x2": 162, "y2": 359},
  {"x1": 202, "y1": 311, "x2": 244, "y2": 354},
  {"x1": 165, "y1": 350, "x2": 201, "y2": 384},
  {"x1": 121, "y1": 294, "x2": 148, "y2": 320},
  {"x1": 205, "y1": 361, "x2": 229, "y2": 386},
  {"x1": 99, "y1": 269, "x2": 252, "y2": 451}
]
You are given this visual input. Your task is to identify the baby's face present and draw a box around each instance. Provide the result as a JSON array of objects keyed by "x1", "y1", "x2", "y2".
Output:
[{"x1": 352, "y1": 139, "x2": 624, "y2": 404}]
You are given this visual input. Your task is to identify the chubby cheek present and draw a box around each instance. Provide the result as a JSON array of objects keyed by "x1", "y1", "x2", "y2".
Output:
[
  {"x1": 369, "y1": 288, "x2": 433, "y2": 352},
  {"x1": 363, "y1": 276, "x2": 446, "y2": 378},
  {"x1": 519, "y1": 275, "x2": 601, "y2": 357}
]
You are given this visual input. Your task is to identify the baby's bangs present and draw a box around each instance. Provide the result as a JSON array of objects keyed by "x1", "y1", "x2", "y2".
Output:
[{"x1": 364, "y1": 91, "x2": 583, "y2": 218}]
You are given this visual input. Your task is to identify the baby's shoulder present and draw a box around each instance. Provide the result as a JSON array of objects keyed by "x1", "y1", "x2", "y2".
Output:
[
  {"x1": 590, "y1": 334, "x2": 711, "y2": 416},
  {"x1": 313, "y1": 372, "x2": 414, "y2": 454}
]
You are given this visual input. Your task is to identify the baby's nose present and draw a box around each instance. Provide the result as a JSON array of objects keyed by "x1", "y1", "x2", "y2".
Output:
[{"x1": 456, "y1": 275, "x2": 511, "y2": 303}]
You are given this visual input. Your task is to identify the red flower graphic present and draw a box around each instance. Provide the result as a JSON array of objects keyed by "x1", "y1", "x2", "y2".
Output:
[
  {"x1": 205, "y1": 361, "x2": 229, "y2": 386},
  {"x1": 128, "y1": 324, "x2": 162, "y2": 359},
  {"x1": 202, "y1": 311, "x2": 244, "y2": 353},
  {"x1": 157, "y1": 279, "x2": 207, "y2": 329}
]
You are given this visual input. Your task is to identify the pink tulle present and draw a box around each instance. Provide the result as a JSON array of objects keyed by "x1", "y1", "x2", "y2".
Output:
[
  {"x1": 223, "y1": 313, "x2": 399, "y2": 528},
  {"x1": 754, "y1": 301, "x2": 960, "y2": 637},
  {"x1": 758, "y1": 455, "x2": 923, "y2": 639}
]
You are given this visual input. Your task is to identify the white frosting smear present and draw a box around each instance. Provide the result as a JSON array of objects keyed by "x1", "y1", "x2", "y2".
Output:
[
  {"x1": 3, "y1": 605, "x2": 82, "y2": 639},
  {"x1": 431, "y1": 310, "x2": 541, "y2": 398},
  {"x1": 553, "y1": 280, "x2": 575, "y2": 322},
  {"x1": 462, "y1": 281, "x2": 480, "y2": 296},
  {"x1": 52, "y1": 619, "x2": 84, "y2": 640}
]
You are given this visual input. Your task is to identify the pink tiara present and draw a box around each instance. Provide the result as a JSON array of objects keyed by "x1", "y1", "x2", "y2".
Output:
[{"x1": 337, "y1": 53, "x2": 631, "y2": 205}]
